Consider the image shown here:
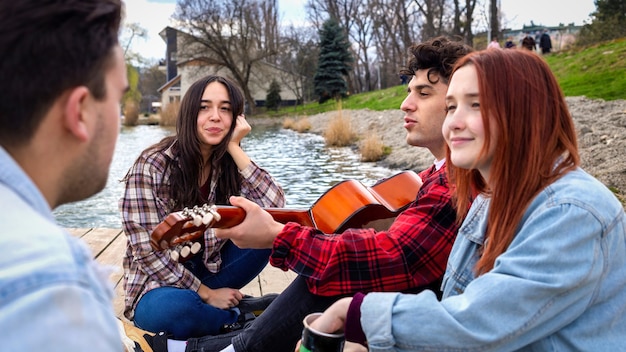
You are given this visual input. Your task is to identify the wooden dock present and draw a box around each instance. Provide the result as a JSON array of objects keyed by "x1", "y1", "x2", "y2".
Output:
[
  {"x1": 70, "y1": 228, "x2": 365, "y2": 352},
  {"x1": 67, "y1": 228, "x2": 297, "y2": 318}
]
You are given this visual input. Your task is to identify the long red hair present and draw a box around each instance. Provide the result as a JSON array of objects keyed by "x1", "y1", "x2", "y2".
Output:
[{"x1": 446, "y1": 49, "x2": 580, "y2": 275}]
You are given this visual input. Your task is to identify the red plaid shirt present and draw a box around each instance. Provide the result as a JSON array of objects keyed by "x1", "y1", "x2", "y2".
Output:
[{"x1": 270, "y1": 163, "x2": 457, "y2": 296}]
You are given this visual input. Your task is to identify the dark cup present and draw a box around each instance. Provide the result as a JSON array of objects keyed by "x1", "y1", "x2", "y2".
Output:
[{"x1": 300, "y1": 313, "x2": 345, "y2": 352}]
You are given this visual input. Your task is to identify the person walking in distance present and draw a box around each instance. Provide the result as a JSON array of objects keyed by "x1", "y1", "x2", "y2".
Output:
[{"x1": 539, "y1": 29, "x2": 552, "y2": 54}]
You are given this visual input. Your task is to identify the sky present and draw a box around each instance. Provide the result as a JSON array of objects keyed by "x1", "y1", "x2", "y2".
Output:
[{"x1": 123, "y1": 0, "x2": 596, "y2": 62}]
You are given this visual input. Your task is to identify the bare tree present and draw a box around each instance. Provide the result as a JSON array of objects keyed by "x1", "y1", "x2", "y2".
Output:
[
  {"x1": 348, "y1": 0, "x2": 376, "y2": 92},
  {"x1": 306, "y1": 0, "x2": 362, "y2": 93},
  {"x1": 411, "y1": 0, "x2": 447, "y2": 39},
  {"x1": 139, "y1": 64, "x2": 167, "y2": 113},
  {"x1": 121, "y1": 22, "x2": 148, "y2": 66},
  {"x1": 276, "y1": 24, "x2": 319, "y2": 104},
  {"x1": 292, "y1": 0, "x2": 482, "y2": 97},
  {"x1": 489, "y1": 0, "x2": 499, "y2": 41},
  {"x1": 304, "y1": 0, "x2": 395, "y2": 92},
  {"x1": 369, "y1": 0, "x2": 419, "y2": 89},
  {"x1": 122, "y1": 22, "x2": 147, "y2": 56},
  {"x1": 451, "y1": 0, "x2": 478, "y2": 45},
  {"x1": 174, "y1": 0, "x2": 280, "y2": 113}
]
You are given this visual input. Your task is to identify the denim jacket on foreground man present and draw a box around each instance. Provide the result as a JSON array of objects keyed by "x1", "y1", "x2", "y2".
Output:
[
  {"x1": 355, "y1": 167, "x2": 625, "y2": 351},
  {"x1": 0, "y1": 147, "x2": 122, "y2": 352}
]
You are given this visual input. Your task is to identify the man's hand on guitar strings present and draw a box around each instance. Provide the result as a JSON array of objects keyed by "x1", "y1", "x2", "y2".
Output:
[{"x1": 215, "y1": 196, "x2": 285, "y2": 249}]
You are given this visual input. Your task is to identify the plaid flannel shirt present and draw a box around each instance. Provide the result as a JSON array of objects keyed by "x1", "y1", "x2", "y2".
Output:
[
  {"x1": 270, "y1": 163, "x2": 457, "y2": 296},
  {"x1": 121, "y1": 143, "x2": 285, "y2": 320}
]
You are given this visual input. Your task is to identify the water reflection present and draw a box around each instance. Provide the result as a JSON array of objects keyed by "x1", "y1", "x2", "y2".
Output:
[{"x1": 53, "y1": 124, "x2": 400, "y2": 228}]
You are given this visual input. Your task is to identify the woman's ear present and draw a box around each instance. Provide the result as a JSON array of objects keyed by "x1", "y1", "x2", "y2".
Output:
[{"x1": 63, "y1": 86, "x2": 91, "y2": 142}]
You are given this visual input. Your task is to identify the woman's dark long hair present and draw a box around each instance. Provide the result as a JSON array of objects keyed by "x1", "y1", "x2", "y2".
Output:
[{"x1": 143, "y1": 75, "x2": 245, "y2": 210}]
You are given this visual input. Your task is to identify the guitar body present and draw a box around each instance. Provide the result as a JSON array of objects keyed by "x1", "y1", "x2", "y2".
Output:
[
  {"x1": 309, "y1": 170, "x2": 422, "y2": 233},
  {"x1": 150, "y1": 171, "x2": 423, "y2": 260}
]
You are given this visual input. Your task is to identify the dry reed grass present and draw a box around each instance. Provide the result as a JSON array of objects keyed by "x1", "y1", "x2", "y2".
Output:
[
  {"x1": 282, "y1": 117, "x2": 295, "y2": 129},
  {"x1": 323, "y1": 111, "x2": 355, "y2": 146},
  {"x1": 160, "y1": 101, "x2": 180, "y2": 126},
  {"x1": 283, "y1": 117, "x2": 312, "y2": 132},
  {"x1": 359, "y1": 133, "x2": 385, "y2": 162},
  {"x1": 122, "y1": 99, "x2": 139, "y2": 126}
]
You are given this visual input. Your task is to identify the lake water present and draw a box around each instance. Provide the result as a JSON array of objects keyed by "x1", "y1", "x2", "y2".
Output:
[{"x1": 53, "y1": 124, "x2": 400, "y2": 228}]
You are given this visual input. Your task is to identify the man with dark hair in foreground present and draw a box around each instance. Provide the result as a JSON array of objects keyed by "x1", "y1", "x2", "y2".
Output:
[{"x1": 0, "y1": 1, "x2": 128, "y2": 350}]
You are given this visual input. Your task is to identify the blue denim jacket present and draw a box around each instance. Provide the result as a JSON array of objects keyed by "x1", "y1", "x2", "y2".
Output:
[
  {"x1": 360, "y1": 168, "x2": 626, "y2": 351},
  {"x1": 0, "y1": 147, "x2": 122, "y2": 351}
]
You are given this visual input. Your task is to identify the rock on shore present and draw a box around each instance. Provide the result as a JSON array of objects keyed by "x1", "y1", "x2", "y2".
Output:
[{"x1": 300, "y1": 96, "x2": 626, "y2": 203}]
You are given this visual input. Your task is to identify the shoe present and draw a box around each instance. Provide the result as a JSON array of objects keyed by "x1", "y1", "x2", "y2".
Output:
[
  {"x1": 220, "y1": 311, "x2": 256, "y2": 333},
  {"x1": 236, "y1": 293, "x2": 278, "y2": 316},
  {"x1": 120, "y1": 318, "x2": 155, "y2": 352},
  {"x1": 143, "y1": 331, "x2": 171, "y2": 352}
]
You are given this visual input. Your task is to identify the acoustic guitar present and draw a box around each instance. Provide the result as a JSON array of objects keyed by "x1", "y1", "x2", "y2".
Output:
[{"x1": 150, "y1": 170, "x2": 423, "y2": 261}]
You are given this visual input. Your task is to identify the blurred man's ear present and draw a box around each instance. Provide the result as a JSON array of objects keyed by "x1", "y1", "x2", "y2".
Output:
[{"x1": 63, "y1": 86, "x2": 91, "y2": 142}]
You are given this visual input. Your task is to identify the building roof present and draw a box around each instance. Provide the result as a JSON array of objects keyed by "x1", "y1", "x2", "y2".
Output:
[{"x1": 157, "y1": 74, "x2": 181, "y2": 93}]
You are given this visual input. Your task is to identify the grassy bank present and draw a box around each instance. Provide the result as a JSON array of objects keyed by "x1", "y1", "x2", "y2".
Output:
[
  {"x1": 267, "y1": 38, "x2": 626, "y2": 118},
  {"x1": 546, "y1": 38, "x2": 626, "y2": 101}
]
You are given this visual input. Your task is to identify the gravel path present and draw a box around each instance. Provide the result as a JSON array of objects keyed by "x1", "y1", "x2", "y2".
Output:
[{"x1": 296, "y1": 96, "x2": 626, "y2": 203}]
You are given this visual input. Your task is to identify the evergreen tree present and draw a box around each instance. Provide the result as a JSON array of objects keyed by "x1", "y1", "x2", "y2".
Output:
[
  {"x1": 577, "y1": 0, "x2": 626, "y2": 46},
  {"x1": 265, "y1": 79, "x2": 282, "y2": 111},
  {"x1": 313, "y1": 18, "x2": 353, "y2": 104}
]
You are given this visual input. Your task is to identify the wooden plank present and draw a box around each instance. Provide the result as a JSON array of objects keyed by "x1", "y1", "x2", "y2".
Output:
[
  {"x1": 256, "y1": 264, "x2": 297, "y2": 295},
  {"x1": 66, "y1": 228, "x2": 93, "y2": 238},
  {"x1": 94, "y1": 230, "x2": 126, "y2": 283},
  {"x1": 241, "y1": 276, "x2": 262, "y2": 297},
  {"x1": 80, "y1": 228, "x2": 121, "y2": 258},
  {"x1": 96, "y1": 233, "x2": 127, "y2": 318},
  {"x1": 68, "y1": 228, "x2": 298, "y2": 320},
  {"x1": 113, "y1": 280, "x2": 126, "y2": 319},
  {"x1": 66, "y1": 228, "x2": 127, "y2": 319},
  {"x1": 67, "y1": 228, "x2": 347, "y2": 351}
]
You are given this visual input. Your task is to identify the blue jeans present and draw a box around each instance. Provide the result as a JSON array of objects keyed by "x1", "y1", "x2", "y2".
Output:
[
  {"x1": 184, "y1": 276, "x2": 441, "y2": 351},
  {"x1": 185, "y1": 275, "x2": 342, "y2": 352},
  {"x1": 134, "y1": 241, "x2": 270, "y2": 339}
]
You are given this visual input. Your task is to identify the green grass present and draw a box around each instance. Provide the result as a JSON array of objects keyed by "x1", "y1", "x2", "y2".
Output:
[
  {"x1": 264, "y1": 85, "x2": 407, "y2": 117},
  {"x1": 545, "y1": 38, "x2": 626, "y2": 101},
  {"x1": 264, "y1": 37, "x2": 626, "y2": 118}
]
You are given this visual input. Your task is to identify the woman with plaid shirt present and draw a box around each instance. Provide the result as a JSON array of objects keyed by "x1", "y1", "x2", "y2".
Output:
[{"x1": 120, "y1": 75, "x2": 285, "y2": 339}]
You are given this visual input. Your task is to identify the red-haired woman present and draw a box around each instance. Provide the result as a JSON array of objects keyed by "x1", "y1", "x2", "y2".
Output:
[{"x1": 308, "y1": 49, "x2": 626, "y2": 351}]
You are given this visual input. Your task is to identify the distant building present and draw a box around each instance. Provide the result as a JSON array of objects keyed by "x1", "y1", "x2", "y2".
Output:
[
  {"x1": 502, "y1": 23, "x2": 582, "y2": 53},
  {"x1": 157, "y1": 26, "x2": 302, "y2": 113}
]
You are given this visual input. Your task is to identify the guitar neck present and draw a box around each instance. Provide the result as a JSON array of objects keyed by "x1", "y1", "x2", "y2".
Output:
[
  {"x1": 151, "y1": 171, "x2": 422, "y2": 253},
  {"x1": 212, "y1": 206, "x2": 315, "y2": 229}
]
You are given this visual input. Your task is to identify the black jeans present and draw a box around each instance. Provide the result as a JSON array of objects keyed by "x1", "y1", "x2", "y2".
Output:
[{"x1": 185, "y1": 275, "x2": 343, "y2": 352}]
